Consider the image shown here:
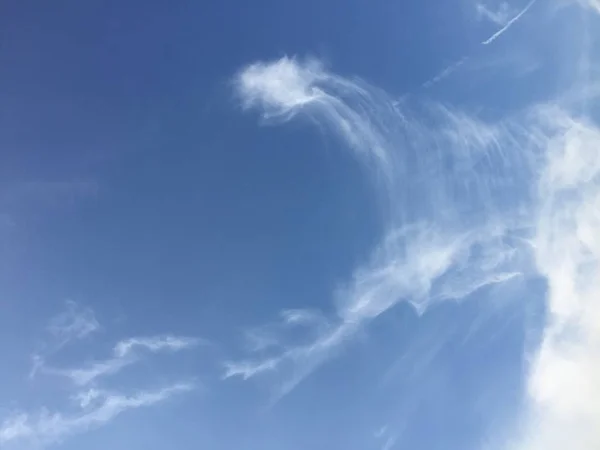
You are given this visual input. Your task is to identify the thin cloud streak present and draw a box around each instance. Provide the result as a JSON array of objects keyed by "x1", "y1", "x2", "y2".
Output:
[
  {"x1": 6, "y1": 305, "x2": 201, "y2": 449},
  {"x1": 0, "y1": 383, "x2": 194, "y2": 447},
  {"x1": 42, "y1": 335, "x2": 201, "y2": 386},
  {"x1": 481, "y1": 0, "x2": 538, "y2": 45},
  {"x1": 423, "y1": 56, "x2": 469, "y2": 88},
  {"x1": 113, "y1": 336, "x2": 203, "y2": 358}
]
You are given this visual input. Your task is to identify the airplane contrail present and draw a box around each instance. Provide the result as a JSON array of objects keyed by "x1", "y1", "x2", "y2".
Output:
[
  {"x1": 423, "y1": 56, "x2": 468, "y2": 88},
  {"x1": 481, "y1": 0, "x2": 538, "y2": 45}
]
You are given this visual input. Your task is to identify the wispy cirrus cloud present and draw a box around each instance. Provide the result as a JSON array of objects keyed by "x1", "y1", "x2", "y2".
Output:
[
  {"x1": 0, "y1": 383, "x2": 194, "y2": 448},
  {"x1": 47, "y1": 300, "x2": 100, "y2": 347},
  {"x1": 30, "y1": 301, "x2": 101, "y2": 379},
  {"x1": 476, "y1": 1, "x2": 516, "y2": 26},
  {"x1": 4, "y1": 304, "x2": 201, "y2": 449},
  {"x1": 226, "y1": 57, "x2": 531, "y2": 401},
  {"x1": 235, "y1": 58, "x2": 394, "y2": 184},
  {"x1": 41, "y1": 335, "x2": 201, "y2": 386},
  {"x1": 113, "y1": 335, "x2": 203, "y2": 359},
  {"x1": 227, "y1": 4, "x2": 600, "y2": 449}
]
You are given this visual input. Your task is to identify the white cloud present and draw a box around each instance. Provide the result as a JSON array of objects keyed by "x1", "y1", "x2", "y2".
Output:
[
  {"x1": 223, "y1": 358, "x2": 280, "y2": 380},
  {"x1": 30, "y1": 301, "x2": 101, "y2": 379},
  {"x1": 374, "y1": 424, "x2": 400, "y2": 450},
  {"x1": 423, "y1": 56, "x2": 469, "y2": 88},
  {"x1": 575, "y1": 0, "x2": 600, "y2": 13},
  {"x1": 46, "y1": 300, "x2": 100, "y2": 347},
  {"x1": 7, "y1": 305, "x2": 202, "y2": 449},
  {"x1": 507, "y1": 108, "x2": 600, "y2": 450},
  {"x1": 113, "y1": 336, "x2": 202, "y2": 358},
  {"x1": 228, "y1": 57, "x2": 531, "y2": 400},
  {"x1": 0, "y1": 383, "x2": 194, "y2": 447},
  {"x1": 234, "y1": 57, "x2": 393, "y2": 184},
  {"x1": 42, "y1": 335, "x2": 201, "y2": 386},
  {"x1": 43, "y1": 356, "x2": 133, "y2": 387},
  {"x1": 230, "y1": 6, "x2": 600, "y2": 445}
]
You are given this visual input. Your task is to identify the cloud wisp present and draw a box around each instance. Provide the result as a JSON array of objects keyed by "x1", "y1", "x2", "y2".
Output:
[
  {"x1": 30, "y1": 301, "x2": 101, "y2": 379},
  {"x1": 480, "y1": 0, "x2": 538, "y2": 45},
  {"x1": 46, "y1": 300, "x2": 100, "y2": 348},
  {"x1": 0, "y1": 383, "x2": 194, "y2": 448},
  {"x1": 476, "y1": 2, "x2": 516, "y2": 26},
  {"x1": 3, "y1": 304, "x2": 201, "y2": 449},
  {"x1": 228, "y1": 4, "x2": 600, "y2": 448},
  {"x1": 41, "y1": 335, "x2": 201, "y2": 386},
  {"x1": 226, "y1": 56, "x2": 533, "y2": 400}
]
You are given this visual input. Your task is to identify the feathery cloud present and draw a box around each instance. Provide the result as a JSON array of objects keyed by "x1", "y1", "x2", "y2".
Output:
[
  {"x1": 229, "y1": 7, "x2": 600, "y2": 447},
  {"x1": 0, "y1": 383, "x2": 194, "y2": 447},
  {"x1": 476, "y1": 2, "x2": 516, "y2": 26},
  {"x1": 234, "y1": 57, "x2": 393, "y2": 183},
  {"x1": 8, "y1": 304, "x2": 201, "y2": 449},
  {"x1": 228, "y1": 57, "x2": 532, "y2": 400},
  {"x1": 30, "y1": 301, "x2": 100, "y2": 379},
  {"x1": 42, "y1": 335, "x2": 201, "y2": 386},
  {"x1": 112, "y1": 336, "x2": 202, "y2": 358}
]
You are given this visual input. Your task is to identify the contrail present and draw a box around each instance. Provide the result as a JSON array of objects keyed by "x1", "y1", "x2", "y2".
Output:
[
  {"x1": 481, "y1": 0, "x2": 538, "y2": 45},
  {"x1": 423, "y1": 56, "x2": 468, "y2": 88}
]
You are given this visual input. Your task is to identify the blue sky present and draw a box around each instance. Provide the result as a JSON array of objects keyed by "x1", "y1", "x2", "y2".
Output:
[{"x1": 1, "y1": 1, "x2": 600, "y2": 450}]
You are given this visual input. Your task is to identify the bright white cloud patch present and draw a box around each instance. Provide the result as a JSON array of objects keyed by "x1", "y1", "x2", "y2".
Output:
[
  {"x1": 511, "y1": 111, "x2": 600, "y2": 450},
  {"x1": 235, "y1": 57, "x2": 393, "y2": 182}
]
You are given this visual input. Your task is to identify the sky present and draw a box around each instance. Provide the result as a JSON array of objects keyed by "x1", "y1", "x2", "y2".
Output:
[{"x1": 1, "y1": 1, "x2": 599, "y2": 449}]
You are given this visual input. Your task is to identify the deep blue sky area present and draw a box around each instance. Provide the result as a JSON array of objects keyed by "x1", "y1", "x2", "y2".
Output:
[{"x1": 1, "y1": 1, "x2": 593, "y2": 450}]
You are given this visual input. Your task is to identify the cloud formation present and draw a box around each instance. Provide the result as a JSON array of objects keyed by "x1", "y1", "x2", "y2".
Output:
[
  {"x1": 476, "y1": 2, "x2": 516, "y2": 26},
  {"x1": 3, "y1": 303, "x2": 200, "y2": 449},
  {"x1": 228, "y1": 4, "x2": 600, "y2": 449},
  {"x1": 228, "y1": 56, "x2": 532, "y2": 401},
  {"x1": 40, "y1": 335, "x2": 201, "y2": 386},
  {"x1": 0, "y1": 383, "x2": 193, "y2": 448},
  {"x1": 510, "y1": 110, "x2": 600, "y2": 450}
]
